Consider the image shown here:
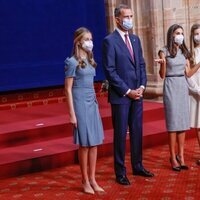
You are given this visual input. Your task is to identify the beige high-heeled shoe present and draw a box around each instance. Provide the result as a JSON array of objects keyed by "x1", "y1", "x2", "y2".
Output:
[
  {"x1": 82, "y1": 181, "x2": 95, "y2": 194},
  {"x1": 90, "y1": 181, "x2": 105, "y2": 193}
]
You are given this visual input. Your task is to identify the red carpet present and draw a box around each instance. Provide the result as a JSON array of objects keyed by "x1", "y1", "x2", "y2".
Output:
[
  {"x1": 0, "y1": 138, "x2": 199, "y2": 200},
  {"x1": 0, "y1": 87, "x2": 197, "y2": 181}
]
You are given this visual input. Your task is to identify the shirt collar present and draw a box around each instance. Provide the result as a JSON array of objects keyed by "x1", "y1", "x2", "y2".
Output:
[{"x1": 116, "y1": 27, "x2": 128, "y2": 39}]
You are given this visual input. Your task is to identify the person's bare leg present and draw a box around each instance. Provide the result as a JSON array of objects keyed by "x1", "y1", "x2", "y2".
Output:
[
  {"x1": 177, "y1": 131, "x2": 186, "y2": 165},
  {"x1": 88, "y1": 146, "x2": 104, "y2": 192},
  {"x1": 78, "y1": 146, "x2": 94, "y2": 194},
  {"x1": 169, "y1": 132, "x2": 180, "y2": 167}
]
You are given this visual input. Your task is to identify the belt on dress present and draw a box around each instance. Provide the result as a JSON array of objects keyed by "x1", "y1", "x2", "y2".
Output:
[{"x1": 165, "y1": 74, "x2": 184, "y2": 77}]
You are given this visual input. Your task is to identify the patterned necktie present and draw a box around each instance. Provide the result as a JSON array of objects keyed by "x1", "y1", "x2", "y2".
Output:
[{"x1": 124, "y1": 34, "x2": 134, "y2": 61}]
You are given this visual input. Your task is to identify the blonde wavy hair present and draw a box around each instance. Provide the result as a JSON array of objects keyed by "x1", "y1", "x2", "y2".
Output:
[{"x1": 72, "y1": 27, "x2": 97, "y2": 68}]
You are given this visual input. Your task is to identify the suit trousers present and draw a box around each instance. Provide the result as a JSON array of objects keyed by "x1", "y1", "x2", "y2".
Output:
[{"x1": 111, "y1": 99, "x2": 143, "y2": 178}]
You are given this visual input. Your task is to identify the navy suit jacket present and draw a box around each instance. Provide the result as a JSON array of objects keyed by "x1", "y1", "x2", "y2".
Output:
[{"x1": 102, "y1": 30, "x2": 147, "y2": 104}]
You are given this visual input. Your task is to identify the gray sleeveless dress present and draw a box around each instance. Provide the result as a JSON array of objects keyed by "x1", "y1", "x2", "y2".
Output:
[
  {"x1": 162, "y1": 47, "x2": 190, "y2": 132},
  {"x1": 64, "y1": 56, "x2": 104, "y2": 146}
]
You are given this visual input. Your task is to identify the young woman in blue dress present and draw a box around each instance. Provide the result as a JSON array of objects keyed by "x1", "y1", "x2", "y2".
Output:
[{"x1": 64, "y1": 27, "x2": 104, "y2": 194}]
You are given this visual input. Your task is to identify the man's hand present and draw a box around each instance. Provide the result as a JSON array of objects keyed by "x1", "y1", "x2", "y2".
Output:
[
  {"x1": 127, "y1": 89, "x2": 141, "y2": 100},
  {"x1": 136, "y1": 87, "x2": 144, "y2": 97}
]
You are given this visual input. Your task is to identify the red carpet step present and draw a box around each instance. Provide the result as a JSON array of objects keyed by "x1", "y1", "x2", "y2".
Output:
[
  {"x1": 0, "y1": 96, "x2": 196, "y2": 179},
  {"x1": 0, "y1": 84, "x2": 103, "y2": 110}
]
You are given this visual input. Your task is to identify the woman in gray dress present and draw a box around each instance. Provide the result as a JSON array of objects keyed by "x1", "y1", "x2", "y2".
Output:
[
  {"x1": 156, "y1": 24, "x2": 200, "y2": 171},
  {"x1": 64, "y1": 27, "x2": 104, "y2": 194}
]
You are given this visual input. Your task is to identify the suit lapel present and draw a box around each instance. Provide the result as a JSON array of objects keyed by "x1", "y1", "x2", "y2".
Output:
[
  {"x1": 129, "y1": 35, "x2": 137, "y2": 67},
  {"x1": 114, "y1": 31, "x2": 135, "y2": 66}
]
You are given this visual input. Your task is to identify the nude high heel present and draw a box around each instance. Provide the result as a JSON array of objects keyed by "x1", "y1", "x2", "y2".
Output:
[
  {"x1": 90, "y1": 180, "x2": 105, "y2": 193},
  {"x1": 82, "y1": 181, "x2": 95, "y2": 194}
]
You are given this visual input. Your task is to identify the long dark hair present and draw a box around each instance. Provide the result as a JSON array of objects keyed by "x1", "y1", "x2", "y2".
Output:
[
  {"x1": 190, "y1": 23, "x2": 200, "y2": 65},
  {"x1": 166, "y1": 24, "x2": 190, "y2": 59},
  {"x1": 72, "y1": 27, "x2": 97, "y2": 68}
]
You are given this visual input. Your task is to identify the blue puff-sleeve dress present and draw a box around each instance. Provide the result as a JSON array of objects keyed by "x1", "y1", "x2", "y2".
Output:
[{"x1": 64, "y1": 56, "x2": 104, "y2": 147}]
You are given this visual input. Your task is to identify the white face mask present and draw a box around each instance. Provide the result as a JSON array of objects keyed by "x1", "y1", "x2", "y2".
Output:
[
  {"x1": 82, "y1": 40, "x2": 93, "y2": 52},
  {"x1": 174, "y1": 34, "x2": 184, "y2": 45},
  {"x1": 122, "y1": 18, "x2": 133, "y2": 30},
  {"x1": 194, "y1": 35, "x2": 200, "y2": 44}
]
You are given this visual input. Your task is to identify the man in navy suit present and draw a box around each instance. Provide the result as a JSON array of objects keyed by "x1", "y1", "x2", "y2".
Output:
[{"x1": 102, "y1": 4, "x2": 154, "y2": 185}]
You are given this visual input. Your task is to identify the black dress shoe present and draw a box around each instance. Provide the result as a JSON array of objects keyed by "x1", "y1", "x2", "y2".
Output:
[
  {"x1": 116, "y1": 176, "x2": 130, "y2": 185},
  {"x1": 176, "y1": 155, "x2": 189, "y2": 170},
  {"x1": 180, "y1": 165, "x2": 189, "y2": 170},
  {"x1": 133, "y1": 168, "x2": 154, "y2": 177},
  {"x1": 172, "y1": 166, "x2": 181, "y2": 171},
  {"x1": 170, "y1": 158, "x2": 181, "y2": 171}
]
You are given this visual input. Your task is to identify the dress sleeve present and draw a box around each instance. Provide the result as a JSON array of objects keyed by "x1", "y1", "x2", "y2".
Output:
[
  {"x1": 187, "y1": 76, "x2": 200, "y2": 96},
  {"x1": 64, "y1": 57, "x2": 76, "y2": 78}
]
